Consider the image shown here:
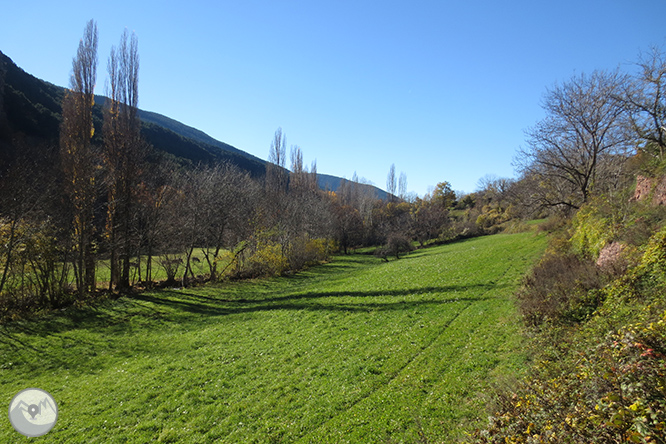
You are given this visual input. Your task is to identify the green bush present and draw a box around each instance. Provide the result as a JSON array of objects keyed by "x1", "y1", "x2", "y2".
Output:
[
  {"x1": 244, "y1": 241, "x2": 288, "y2": 277},
  {"x1": 570, "y1": 203, "x2": 614, "y2": 258},
  {"x1": 286, "y1": 236, "x2": 333, "y2": 270}
]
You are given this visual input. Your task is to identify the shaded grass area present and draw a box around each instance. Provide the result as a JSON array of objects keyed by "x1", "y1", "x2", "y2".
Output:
[{"x1": 0, "y1": 233, "x2": 546, "y2": 443}]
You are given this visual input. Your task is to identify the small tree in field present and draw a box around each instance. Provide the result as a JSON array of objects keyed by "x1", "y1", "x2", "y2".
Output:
[{"x1": 375, "y1": 233, "x2": 413, "y2": 261}]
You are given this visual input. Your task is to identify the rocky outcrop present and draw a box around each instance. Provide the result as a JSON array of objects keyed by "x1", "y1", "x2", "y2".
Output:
[
  {"x1": 632, "y1": 175, "x2": 666, "y2": 206},
  {"x1": 596, "y1": 241, "x2": 626, "y2": 269}
]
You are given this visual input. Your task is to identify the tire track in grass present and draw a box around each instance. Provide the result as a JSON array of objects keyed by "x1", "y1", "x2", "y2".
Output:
[{"x1": 300, "y1": 264, "x2": 515, "y2": 442}]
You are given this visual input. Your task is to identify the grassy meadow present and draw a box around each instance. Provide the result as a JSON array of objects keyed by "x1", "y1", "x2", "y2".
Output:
[{"x1": 0, "y1": 232, "x2": 546, "y2": 443}]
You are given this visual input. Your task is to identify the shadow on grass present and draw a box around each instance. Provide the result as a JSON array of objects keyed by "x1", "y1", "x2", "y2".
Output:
[
  {"x1": 0, "y1": 295, "x2": 168, "y2": 349},
  {"x1": 0, "y1": 281, "x2": 508, "y2": 342},
  {"x1": 131, "y1": 282, "x2": 506, "y2": 318},
  {"x1": 0, "y1": 281, "x2": 507, "y2": 375}
]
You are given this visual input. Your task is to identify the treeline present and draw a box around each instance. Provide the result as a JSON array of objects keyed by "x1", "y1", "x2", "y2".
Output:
[
  {"x1": 0, "y1": 19, "x2": 586, "y2": 318},
  {"x1": 469, "y1": 48, "x2": 666, "y2": 442},
  {"x1": 0, "y1": 20, "x2": 481, "y2": 317}
]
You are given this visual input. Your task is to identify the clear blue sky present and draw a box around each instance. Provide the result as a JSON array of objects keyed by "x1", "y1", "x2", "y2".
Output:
[{"x1": 2, "y1": 1, "x2": 666, "y2": 196}]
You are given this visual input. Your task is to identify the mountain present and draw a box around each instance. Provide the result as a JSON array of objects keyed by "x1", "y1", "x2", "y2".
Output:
[{"x1": 0, "y1": 50, "x2": 387, "y2": 198}]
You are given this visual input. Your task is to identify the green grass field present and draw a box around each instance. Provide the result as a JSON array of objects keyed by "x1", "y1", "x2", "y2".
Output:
[{"x1": 0, "y1": 233, "x2": 546, "y2": 443}]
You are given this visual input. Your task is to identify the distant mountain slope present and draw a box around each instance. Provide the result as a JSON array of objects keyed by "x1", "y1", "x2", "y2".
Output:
[
  {"x1": 317, "y1": 173, "x2": 389, "y2": 201},
  {"x1": 0, "y1": 49, "x2": 387, "y2": 197},
  {"x1": 137, "y1": 108, "x2": 263, "y2": 163}
]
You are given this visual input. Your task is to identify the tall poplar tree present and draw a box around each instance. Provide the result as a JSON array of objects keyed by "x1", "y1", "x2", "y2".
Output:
[
  {"x1": 104, "y1": 29, "x2": 144, "y2": 291},
  {"x1": 60, "y1": 19, "x2": 99, "y2": 295}
]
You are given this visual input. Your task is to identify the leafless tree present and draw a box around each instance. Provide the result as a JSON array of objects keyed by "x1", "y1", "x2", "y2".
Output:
[
  {"x1": 411, "y1": 197, "x2": 449, "y2": 246},
  {"x1": 333, "y1": 203, "x2": 364, "y2": 254},
  {"x1": 104, "y1": 28, "x2": 146, "y2": 291},
  {"x1": 199, "y1": 164, "x2": 259, "y2": 281},
  {"x1": 266, "y1": 127, "x2": 288, "y2": 194},
  {"x1": 133, "y1": 159, "x2": 182, "y2": 285},
  {"x1": 60, "y1": 19, "x2": 99, "y2": 295},
  {"x1": 622, "y1": 46, "x2": 666, "y2": 160},
  {"x1": 386, "y1": 163, "x2": 397, "y2": 201},
  {"x1": 398, "y1": 172, "x2": 407, "y2": 200},
  {"x1": 516, "y1": 70, "x2": 631, "y2": 210}
]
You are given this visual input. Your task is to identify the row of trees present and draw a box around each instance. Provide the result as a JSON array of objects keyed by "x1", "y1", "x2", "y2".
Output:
[
  {"x1": 60, "y1": 21, "x2": 145, "y2": 294},
  {"x1": 0, "y1": 21, "x2": 464, "y2": 315},
  {"x1": 0, "y1": 20, "x2": 150, "y2": 310}
]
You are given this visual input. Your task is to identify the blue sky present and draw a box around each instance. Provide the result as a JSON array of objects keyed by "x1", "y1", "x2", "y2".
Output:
[{"x1": 2, "y1": 1, "x2": 666, "y2": 196}]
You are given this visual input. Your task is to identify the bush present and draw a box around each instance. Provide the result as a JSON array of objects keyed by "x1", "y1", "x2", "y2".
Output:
[
  {"x1": 570, "y1": 203, "x2": 614, "y2": 258},
  {"x1": 517, "y1": 253, "x2": 605, "y2": 326},
  {"x1": 243, "y1": 241, "x2": 289, "y2": 278},
  {"x1": 0, "y1": 218, "x2": 71, "y2": 315},
  {"x1": 470, "y1": 310, "x2": 666, "y2": 444},
  {"x1": 157, "y1": 254, "x2": 183, "y2": 286},
  {"x1": 286, "y1": 236, "x2": 333, "y2": 270},
  {"x1": 472, "y1": 219, "x2": 666, "y2": 444},
  {"x1": 374, "y1": 233, "x2": 414, "y2": 261},
  {"x1": 476, "y1": 204, "x2": 510, "y2": 233},
  {"x1": 536, "y1": 215, "x2": 568, "y2": 234}
]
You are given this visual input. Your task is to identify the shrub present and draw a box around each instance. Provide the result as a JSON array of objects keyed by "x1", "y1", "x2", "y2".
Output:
[
  {"x1": 157, "y1": 254, "x2": 183, "y2": 286},
  {"x1": 476, "y1": 204, "x2": 510, "y2": 233},
  {"x1": 472, "y1": 220, "x2": 666, "y2": 444},
  {"x1": 244, "y1": 241, "x2": 288, "y2": 277},
  {"x1": 304, "y1": 238, "x2": 333, "y2": 263},
  {"x1": 570, "y1": 203, "x2": 614, "y2": 258},
  {"x1": 374, "y1": 233, "x2": 414, "y2": 261},
  {"x1": 470, "y1": 310, "x2": 666, "y2": 444},
  {"x1": 536, "y1": 215, "x2": 568, "y2": 234},
  {"x1": 286, "y1": 236, "x2": 332, "y2": 270},
  {"x1": 501, "y1": 219, "x2": 532, "y2": 234},
  {"x1": 620, "y1": 205, "x2": 666, "y2": 247},
  {"x1": 0, "y1": 218, "x2": 71, "y2": 315},
  {"x1": 517, "y1": 253, "x2": 605, "y2": 326}
]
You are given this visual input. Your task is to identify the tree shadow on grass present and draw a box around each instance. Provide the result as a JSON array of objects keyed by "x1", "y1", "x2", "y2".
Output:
[
  {"x1": 0, "y1": 280, "x2": 509, "y2": 351},
  {"x1": 131, "y1": 282, "x2": 507, "y2": 318},
  {"x1": 0, "y1": 281, "x2": 508, "y2": 376},
  {"x1": 0, "y1": 295, "x2": 168, "y2": 349}
]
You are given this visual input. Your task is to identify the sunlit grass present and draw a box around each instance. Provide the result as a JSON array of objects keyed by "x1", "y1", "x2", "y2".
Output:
[{"x1": 0, "y1": 233, "x2": 546, "y2": 443}]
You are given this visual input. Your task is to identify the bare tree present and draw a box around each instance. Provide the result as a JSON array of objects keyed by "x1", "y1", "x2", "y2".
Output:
[
  {"x1": 60, "y1": 19, "x2": 99, "y2": 295},
  {"x1": 622, "y1": 46, "x2": 666, "y2": 161},
  {"x1": 411, "y1": 198, "x2": 448, "y2": 246},
  {"x1": 266, "y1": 127, "x2": 288, "y2": 194},
  {"x1": 104, "y1": 28, "x2": 145, "y2": 291},
  {"x1": 398, "y1": 171, "x2": 407, "y2": 200},
  {"x1": 386, "y1": 163, "x2": 397, "y2": 201},
  {"x1": 517, "y1": 70, "x2": 631, "y2": 210},
  {"x1": 333, "y1": 203, "x2": 363, "y2": 254},
  {"x1": 134, "y1": 158, "x2": 182, "y2": 286},
  {"x1": 290, "y1": 145, "x2": 306, "y2": 192}
]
